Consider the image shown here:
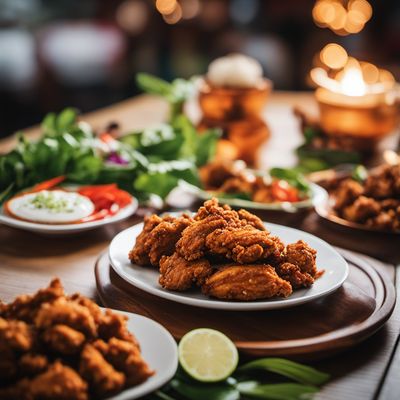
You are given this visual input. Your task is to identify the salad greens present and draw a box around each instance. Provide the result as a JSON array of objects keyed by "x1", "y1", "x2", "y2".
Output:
[
  {"x1": 296, "y1": 127, "x2": 362, "y2": 172},
  {"x1": 0, "y1": 107, "x2": 219, "y2": 203},
  {"x1": 147, "y1": 358, "x2": 329, "y2": 400},
  {"x1": 136, "y1": 73, "x2": 195, "y2": 120}
]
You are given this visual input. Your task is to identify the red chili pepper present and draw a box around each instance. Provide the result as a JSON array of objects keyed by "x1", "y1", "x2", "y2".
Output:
[
  {"x1": 31, "y1": 176, "x2": 66, "y2": 192},
  {"x1": 271, "y1": 180, "x2": 300, "y2": 202}
]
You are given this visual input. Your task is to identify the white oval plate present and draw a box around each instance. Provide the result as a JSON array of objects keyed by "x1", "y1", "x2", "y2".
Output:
[
  {"x1": 106, "y1": 309, "x2": 178, "y2": 400},
  {"x1": 178, "y1": 181, "x2": 327, "y2": 212},
  {"x1": 0, "y1": 191, "x2": 138, "y2": 235},
  {"x1": 109, "y1": 221, "x2": 349, "y2": 311}
]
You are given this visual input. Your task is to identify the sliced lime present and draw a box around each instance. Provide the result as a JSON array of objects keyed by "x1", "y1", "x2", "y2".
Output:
[{"x1": 178, "y1": 328, "x2": 239, "y2": 382}]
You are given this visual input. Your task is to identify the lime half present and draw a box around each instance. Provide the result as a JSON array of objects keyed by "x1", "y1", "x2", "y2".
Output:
[{"x1": 178, "y1": 328, "x2": 239, "y2": 382}]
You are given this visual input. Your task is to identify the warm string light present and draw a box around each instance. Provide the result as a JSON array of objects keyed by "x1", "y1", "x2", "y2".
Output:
[{"x1": 312, "y1": 0, "x2": 372, "y2": 35}]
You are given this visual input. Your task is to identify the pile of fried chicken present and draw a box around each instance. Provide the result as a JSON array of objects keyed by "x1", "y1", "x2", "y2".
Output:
[
  {"x1": 0, "y1": 279, "x2": 153, "y2": 400},
  {"x1": 129, "y1": 199, "x2": 322, "y2": 301},
  {"x1": 199, "y1": 160, "x2": 304, "y2": 203},
  {"x1": 331, "y1": 164, "x2": 400, "y2": 232}
]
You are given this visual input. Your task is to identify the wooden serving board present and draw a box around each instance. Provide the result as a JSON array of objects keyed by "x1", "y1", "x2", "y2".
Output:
[{"x1": 95, "y1": 249, "x2": 395, "y2": 360}]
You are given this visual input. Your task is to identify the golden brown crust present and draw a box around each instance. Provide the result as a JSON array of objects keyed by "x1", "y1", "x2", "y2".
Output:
[
  {"x1": 159, "y1": 253, "x2": 214, "y2": 291},
  {"x1": 202, "y1": 264, "x2": 292, "y2": 300}
]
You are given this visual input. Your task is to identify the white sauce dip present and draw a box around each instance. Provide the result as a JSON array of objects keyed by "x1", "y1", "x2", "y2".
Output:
[
  {"x1": 207, "y1": 53, "x2": 263, "y2": 88},
  {"x1": 8, "y1": 190, "x2": 95, "y2": 224}
]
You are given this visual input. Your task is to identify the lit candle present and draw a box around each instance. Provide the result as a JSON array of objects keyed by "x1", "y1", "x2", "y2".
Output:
[{"x1": 311, "y1": 58, "x2": 400, "y2": 139}]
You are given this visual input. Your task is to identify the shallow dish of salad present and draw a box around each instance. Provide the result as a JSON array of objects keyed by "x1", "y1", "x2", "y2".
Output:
[
  {"x1": 0, "y1": 176, "x2": 137, "y2": 234},
  {"x1": 180, "y1": 160, "x2": 327, "y2": 212}
]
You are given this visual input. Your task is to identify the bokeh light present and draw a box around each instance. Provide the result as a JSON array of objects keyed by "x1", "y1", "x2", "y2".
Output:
[
  {"x1": 312, "y1": 0, "x2": 373, "y2": 35},
  {"x1": 163, "y1": 2, "x2": 182, "y2": 24},
  {"x1": 320, "y1": 43, "x2": 348, "y2": 69},
  {"x1": 156, "y1": 0, "x2": 177, "y2": 15}
]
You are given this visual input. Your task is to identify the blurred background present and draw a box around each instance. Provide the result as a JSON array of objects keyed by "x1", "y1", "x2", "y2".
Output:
[{"x1": 0, "y1": 0, "x2": 399, "y2": 138}]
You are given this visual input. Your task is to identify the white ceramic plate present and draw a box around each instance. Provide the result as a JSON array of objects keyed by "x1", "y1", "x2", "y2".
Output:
[
  {"x1": 0, "y1": 190, "x2": 138, "y2": 235},
  {"x1": 106, "y1": 309, "x2": 178, "y2": 400},
  {"x1": 109, "y1": 221, "x2": 349, "y2": 311},
  {"x1": 178, "y1": 180, "x2": 327, "y2": 212}
]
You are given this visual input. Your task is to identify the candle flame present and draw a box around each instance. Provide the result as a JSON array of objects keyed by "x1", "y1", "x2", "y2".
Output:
[{"x1": 339, "y1": 65, "x2": 367, "y2": 96}]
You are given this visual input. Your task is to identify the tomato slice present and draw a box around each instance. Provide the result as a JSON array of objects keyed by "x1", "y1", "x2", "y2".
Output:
[{"x1": 271, "y1": 180, "x2": 300, "y2": 202}]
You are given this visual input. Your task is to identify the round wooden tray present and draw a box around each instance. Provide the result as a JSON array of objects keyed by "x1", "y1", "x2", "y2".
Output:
[{"x1": 95, "y1": 249, "x2": 395, "y2": 360}]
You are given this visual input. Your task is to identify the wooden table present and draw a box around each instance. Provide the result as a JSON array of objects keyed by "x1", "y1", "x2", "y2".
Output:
[{"x1": 0, "y1": 92, "x2": 398, "y2": 400}]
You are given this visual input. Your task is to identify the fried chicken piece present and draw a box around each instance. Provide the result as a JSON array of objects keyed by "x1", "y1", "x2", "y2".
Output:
[
  {"x1": 35, "y1": 297, "x2": 96, "y2": 338},
  {"x1": 129, "y1": 214, "x2": 193, "y2": 266},
  {"x1": 159, "y1": 253, "x2": 214, "y2": 291},
  {"x1": 176, "y1": 214, "x2": 229, "y2": 261},
  {"x1": 128, "y1": 214, "x2": 168, "y2": 265},
  {"x1": 202, "y1": 265, "x2": 292, "y2": 300},
  {"x1": 69, "y1": 293, "x2": 103, "y2": 324},
  {"x1": 93, "y1": 338, "x2": 154, "y2": 386},
  {"x1": 194, "y1": 198, "x2": 240, "y2": 222},
  {"x1": 29, "y1": 361, "x2": 88, "y2": 400},
  {"x1": 364, "y1": 164, "x2": 400, "y2": 198},
  {"x1": 80, "y1": 344, "x2": 125, "y2": 398},
  {"x1": 342, "y1": 196, "x2": 381, "y2": 223},
  {"x1": 284, "y1": 240, "x2": 318, "y2": 277},
  {"x1": 218, "y1": 176, "x2": 254, "y2": 195},
  {"x1": 19, "y1": 354, "x2": 48, "y2": 376},
  {"x1": 205, "y1": 227, "x2": 280, "y2": 264},
  {"x1": 0, "y1": 344, "x2": 17, "y2": 382},
  {"x1": 275, "y1": 262, "x2": 315, "y2": 289},
  {"x1": 199, "y1": 160, "x2": 243, "y2": 190},
  {"x1": 98, "y1": 309, "x2": 139, "y2": 348},
  {"x1": 332, "y1": 179, "x2": 364, "y2": 210},
  {"x1": 0, "y1": 279, "x2": 64, "y2": 323},
  {"x1": 0, "y1": 317, "x2": 34, "y2": 351},
  {"x1": 42, "y1": 324, "x2": 85, "y2": 355},
  {"x1": 237, "y1": 209, "x2": 266, "y2": 231}
]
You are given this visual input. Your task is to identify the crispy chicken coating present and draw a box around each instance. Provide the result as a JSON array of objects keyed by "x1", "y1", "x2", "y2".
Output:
[
  {"x1": 98, "y1": 309, "x2": 139, "y2": 347},
  {"x1": 68, "y1": 294, "x2": 103, "y2": 324},
  {"x1": 284, "y1": 240, "x2": 318, "y2": 277},
  {"x1": 199, "y1": 160, "x2": 240, "y2": 190},
  {"x1": 19, "y1": 354, "x2": 48, "y2": 376},
  {"x1": 202, "y1": 265, "x2": 292, "y2": 300},
  {"x1": 237, "y1": 209, "x2": 266, "y2": 231},
  {"x1": 0, "y1": 317, "x2": 34, "y2": 352},
  {"x1": 80, "y1": 344, "x2": 125, "y2": 398},
  {"x1": 275, "y1": 262, "x2": 315, "y2": 289},
  {"x1": 35, "y1": 297, "x2": 97, "y2": 338},
  {"x1": 0, "y1": 379, "x2": 30, "y2": 400},
  {"x1": 176, "y1": 215, "x2": 229, "y2": 261},
  {"x1": 93, "y1": 338, "x2": 154, "y2": 386},
  {"x1": 29, "y1": 361, "x2": 88, "y2": 400},
  {"x1": 42, "y1": 324, "x2": 85, "y2": 355},
  {"x1": 159, "y1": 252, "x2": 214, "y2": 291},
  {"x1": 0, "y1": 279, "x2": 64, "y2": 323},
  {"x1": 342, "y1": 196, "x2": 381, "y2": 223},
  {"x1": 129, "y1": 214, "x2": 193, "y2": 266},
  {"x1": 332, "y1": 179, "x2": 364, "y2": 210},
  {"x1": 205, "y1": 227, "x2": 281, "y2": 264}
]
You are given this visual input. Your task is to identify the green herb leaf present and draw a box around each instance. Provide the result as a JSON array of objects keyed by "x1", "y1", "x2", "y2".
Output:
[
  {"x1": 269, "y1": 168, "x2": 310, "y2": 193},
  {"x1": 351, "y1": 165, "x2": 368, "y2": 183},
  {"x1": 170, "y1": 379, "x2": 240, "y2": 400},
  {"x1": 56, "y1": 108, "x2": 78, "y2": 133},
  {"x1": 237, "y1": 381, "x2": 319, "y2": 400},
  {"x1": 238, "y1": 358, "x2": 330, "y2": 386},
  {"x1": 136, "y1": 73, "x2": 173, "y2": 97}
]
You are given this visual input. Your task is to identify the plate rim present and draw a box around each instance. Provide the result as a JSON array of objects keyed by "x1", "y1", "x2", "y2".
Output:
[
  {"x1": 0, "y1": 189, "x2": 138, "y2": 233},
  {"x1": 105, "y1": 308, "x2": 178, "y2": 400},
  {"x1": 108, "y1": 221, "x2": 349, "y2": 311}
]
